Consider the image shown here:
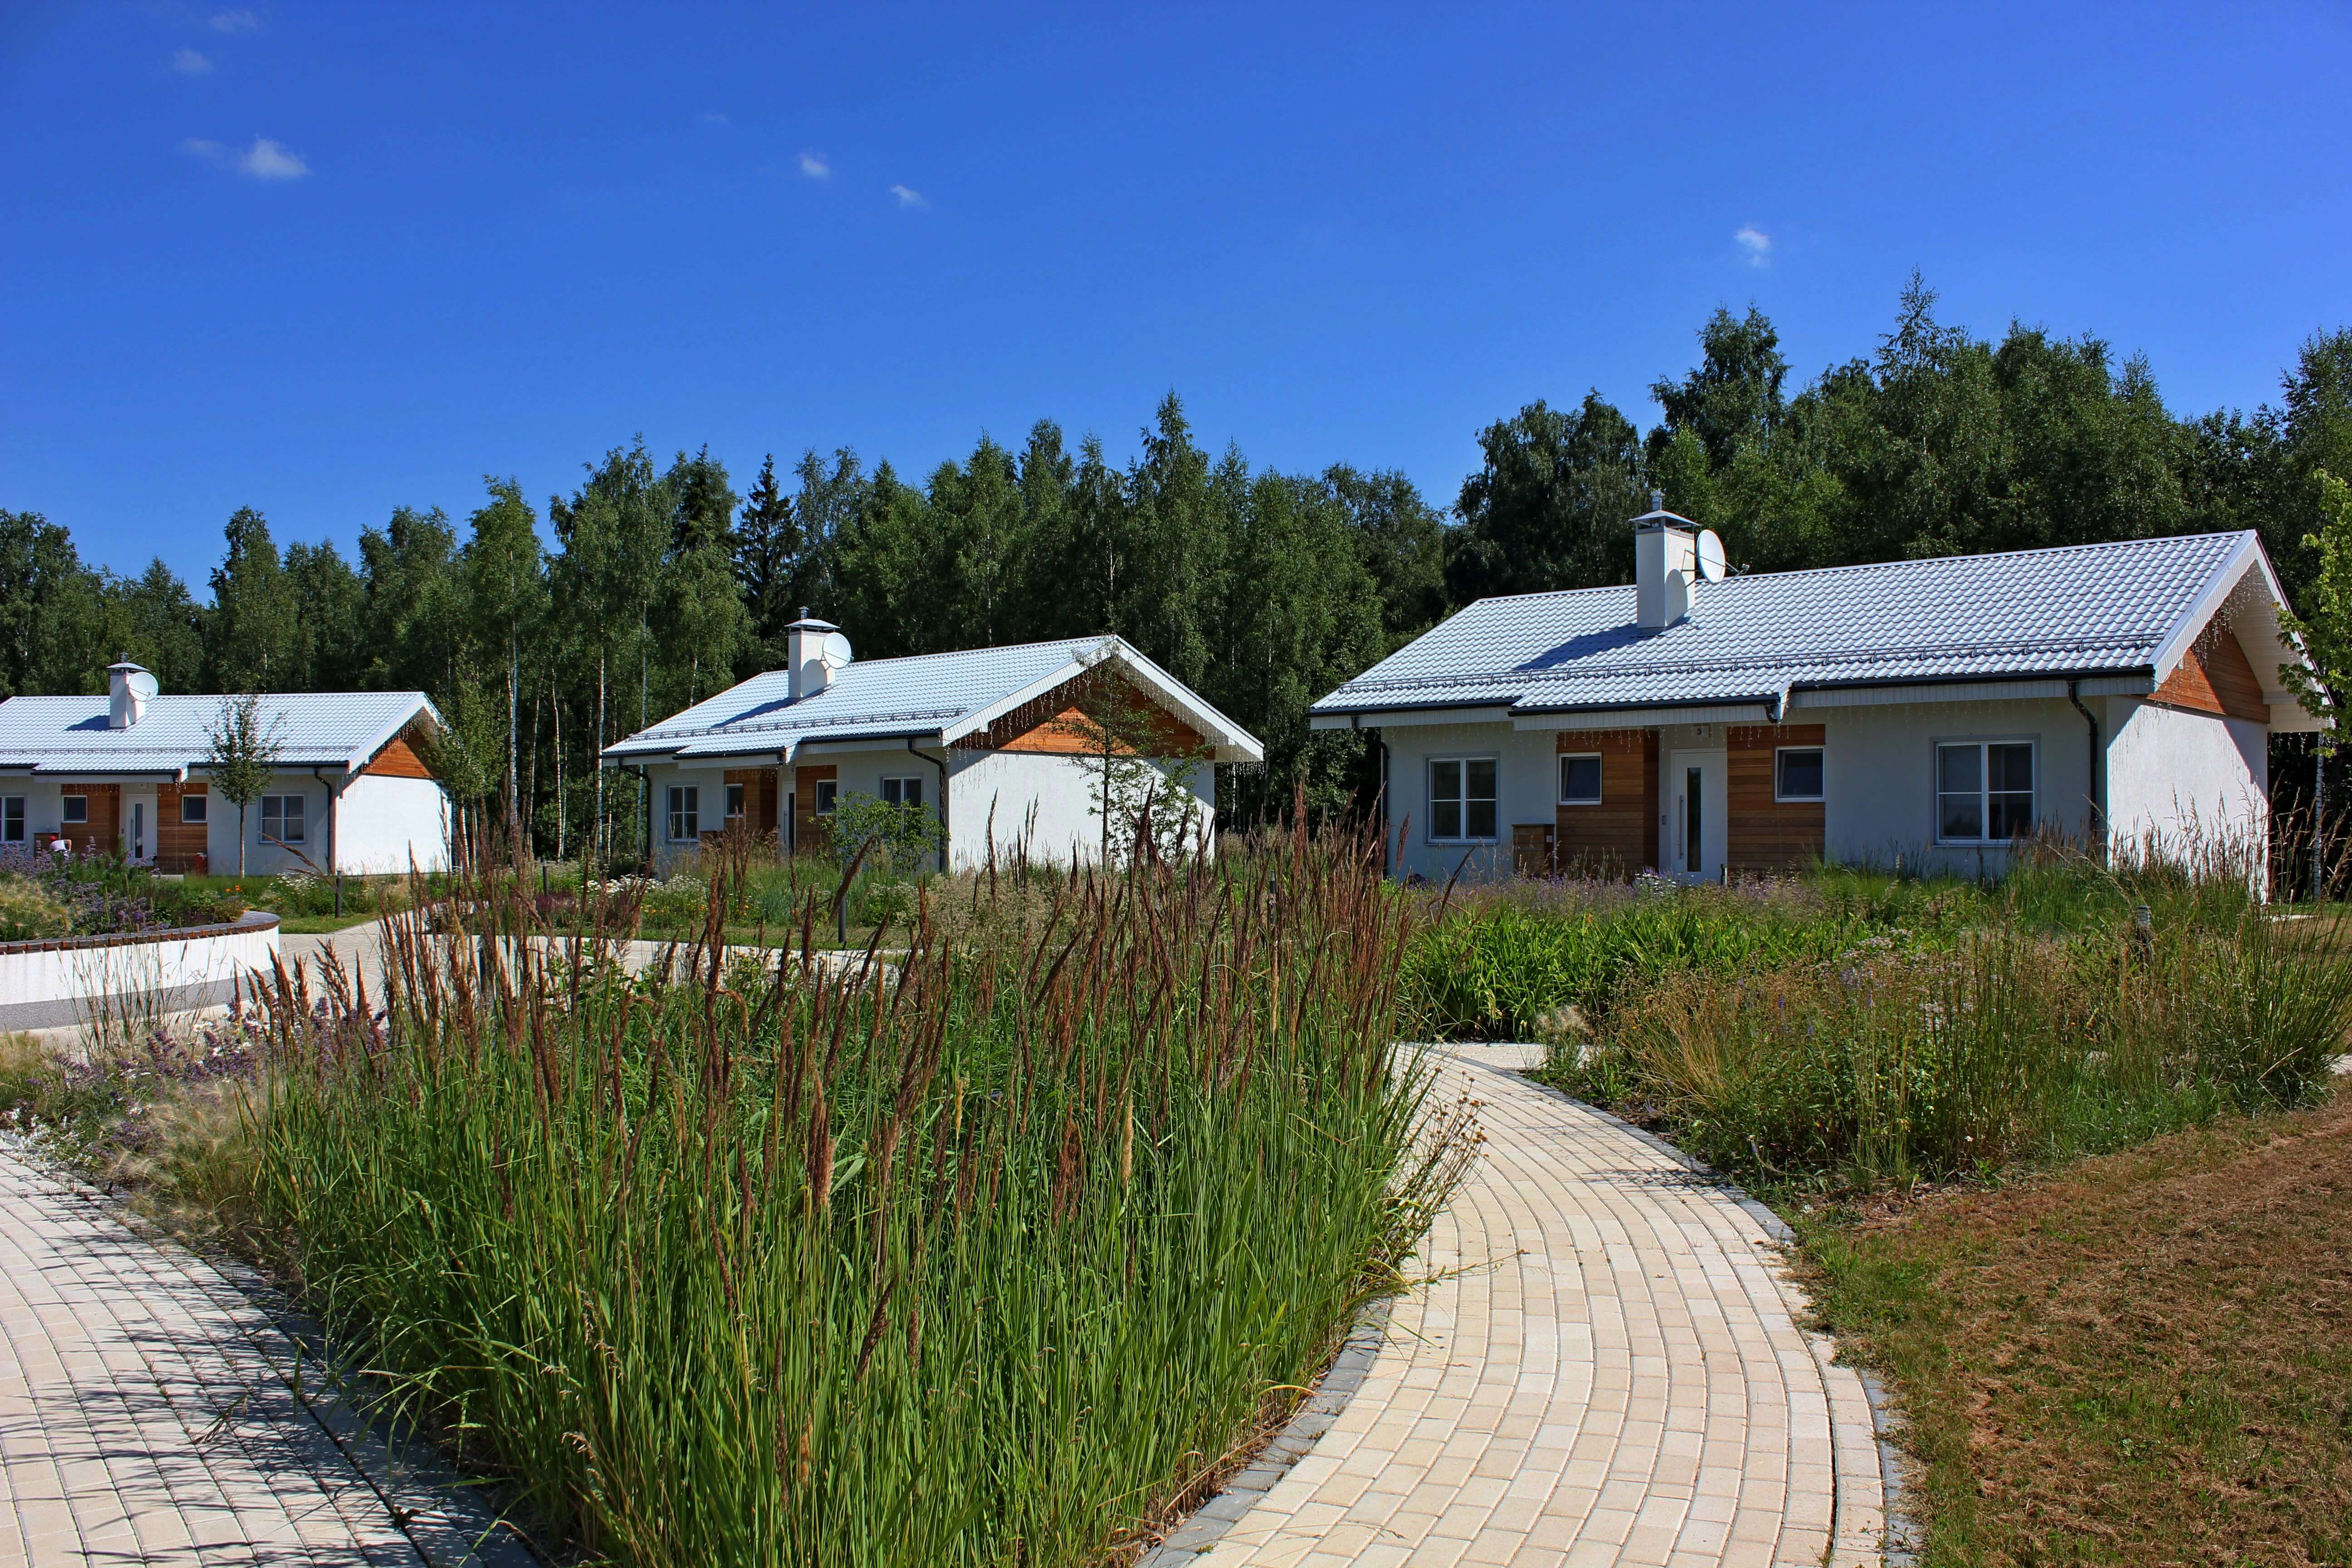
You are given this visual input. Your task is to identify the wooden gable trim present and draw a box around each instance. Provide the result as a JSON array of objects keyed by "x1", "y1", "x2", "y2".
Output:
[
  {"x1": 973, "y1": 670, "x2": 1210, "y2": 758},
  {"x1": 361, "y1": 731, "x2": 436, "y2": 779},
  {"x1": 2151, "y1": 621, "x2": 2269, "y2": 725}
]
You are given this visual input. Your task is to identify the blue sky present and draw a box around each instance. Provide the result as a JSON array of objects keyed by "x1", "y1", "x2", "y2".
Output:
[{"x1": 4, "y1": 2, "x2": 2347, "y2": 585}]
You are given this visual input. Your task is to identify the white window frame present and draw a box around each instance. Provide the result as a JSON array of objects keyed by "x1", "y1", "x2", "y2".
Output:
[
  {"x1": 879, "y1": 774, "x2": 925, "y2": 808},
  {"x1": 1557, "y1": 753, "x2": 1603, "y2": 806},
  {"x1": 260, "y1": 794, "x2": 307, "y2": 845},
  {"x1": 1428, "y1": 755, "x2": 1499, "y2": 844},
  {"x1": 666, "y1": 784, "x2": 701, "y2": 843},
  {"x1": 61, "y1": 794, "x2": 88, "y2": 825},
  {"x1": 1, "y1": 796, "x2": 23, "y2": 843},
  {"x1": 812, "y1": 779, "x2": 839, "y2": 816},
  {"x1": 724, "y1": 781, "x2": 746, "y2": 820},
  {"x1": 1935, "y1": 739, "x2": 2036, "y2": 845},
  {"x1": 1774, "y1": 746, "x2": 1825, "y2": 803},
  {"x1": 181, "y1": 791, "x2": 207, "y2": 824}
]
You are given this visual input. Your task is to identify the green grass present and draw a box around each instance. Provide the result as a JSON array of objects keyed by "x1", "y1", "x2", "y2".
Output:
[{"x1": 243, "y1": 833, "x2": 1465, "y2": 1565}]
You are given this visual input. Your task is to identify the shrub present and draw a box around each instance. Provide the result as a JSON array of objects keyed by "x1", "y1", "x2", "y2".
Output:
[{"x1": 0, "y1": 875, "x2": 72, "y2": 941}]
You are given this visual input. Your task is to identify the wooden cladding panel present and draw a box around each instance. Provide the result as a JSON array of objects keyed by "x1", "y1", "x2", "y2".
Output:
[
  {"x1": 1553, "y1": 730, "x2": 1658, "y2": 876},
  {"x1": 980, "y1": 671, "x2": 1208, "y2": 757},
  {"x1": 1727, "y1": 724, "x2": 1825, "y2": 876},
  {"x1": 54, "y1": 783, "x2": 120, "y2": 858},
  {"x1": 362, "y1": 734, "x2": 435, "y2": 779},
  {"x1": 721, "y1": 768, "x2": 780, "y2": 838},
  {"x1": 2152, "y1": 624, "x2": 2269, "y2": 725},
  {"x1": 158, "y1": 782, "x2": 207, "y2": 871},
  {"x1": 790, "y1": 764, "x2": 836, "y2": 854}
]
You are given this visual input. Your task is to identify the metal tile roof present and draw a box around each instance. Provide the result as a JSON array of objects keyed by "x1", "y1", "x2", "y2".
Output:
[
  {"x1": 606, "y1": 635, "x2": 1265, "y2": 763},
  {"x1": 1312, "y1": 531, "x2": 2270, "y2": 720},
  {"x1": 0, "y1": 691, "x2": 438, "y2": 775}
]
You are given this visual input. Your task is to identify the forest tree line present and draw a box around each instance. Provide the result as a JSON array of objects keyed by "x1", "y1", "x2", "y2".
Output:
[{"x1": 4, "y1": 277, "x2": 2349, "y2": 861}]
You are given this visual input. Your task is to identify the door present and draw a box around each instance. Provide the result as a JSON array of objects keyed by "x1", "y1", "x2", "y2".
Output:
[
  {"x1": 1667, "y1": 750, "x2": 1726, "y2": 883},
  {"x1": 123, "y1": 789, "x2": 155, "y2": 864}
]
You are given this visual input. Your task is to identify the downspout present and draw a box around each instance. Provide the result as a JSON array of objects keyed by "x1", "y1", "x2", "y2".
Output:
[
  {"x1": 310, "y1": 765, "x2": 345, "y2": 876},
  {"x1": 2068, "y1": 680, "x2": 2104, "y2": 862},
  {"x1": 910, "y1": 736, "x2": 949, "y2": 873}
]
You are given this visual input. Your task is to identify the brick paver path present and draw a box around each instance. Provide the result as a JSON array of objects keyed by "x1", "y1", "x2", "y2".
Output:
[
  {"x1": 0, "y1": 1148, "x2": 507, "y2": 1566},
  {"x1": 1162, "y1": 1045, "x2": 1885, "y2": 1568}
]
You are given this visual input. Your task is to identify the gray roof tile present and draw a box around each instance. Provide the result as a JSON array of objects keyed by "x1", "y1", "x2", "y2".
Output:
[
  {"x1": 0, "y1": 692, "x2": 438, "y2": 774},
  {"x1": 1313, "y1": 531, "x2": 2259, "y2": 718}
]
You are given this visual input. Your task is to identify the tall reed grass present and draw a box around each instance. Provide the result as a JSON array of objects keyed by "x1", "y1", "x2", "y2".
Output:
[{"x1": 249, "y1": 826, "x2": 1463, "y2": 1565}]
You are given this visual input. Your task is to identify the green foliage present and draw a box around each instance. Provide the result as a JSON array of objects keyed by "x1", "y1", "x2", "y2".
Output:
[
  {"x1": 0, "y1": 875, "x2": 71, "y2": 941},
  {"x1": 2278, "y1": 467, "x2": 2352, "y2": 731},
  {"x1": 248, "y1": 837, "x2": 1455, "y2": 1565},
  {"x1": 201, "y1": 691, "x2": 285, "y2": 877},
  {"x1": 823, "y1": 791, "x2": 944, "y2": 874}
]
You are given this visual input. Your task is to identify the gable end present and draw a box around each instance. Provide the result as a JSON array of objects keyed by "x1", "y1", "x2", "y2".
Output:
[
  {"x1": 971, "y1": 671, "x2": 1210, "y2": 757},
  {"x1": 2151, "y1": 621, "x2": 2269, "y2": 725}
]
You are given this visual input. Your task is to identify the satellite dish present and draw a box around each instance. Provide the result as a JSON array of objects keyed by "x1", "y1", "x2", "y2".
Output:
[
  {"x1": 126, "y1": 671, "x2": 159, "y2": 700},
  {"x1": 1695, "y1": 529, "x2": 1727, "y2": 583},
  {"x1": 820, "y1": 630, "x2": 854, "y2": 670}
]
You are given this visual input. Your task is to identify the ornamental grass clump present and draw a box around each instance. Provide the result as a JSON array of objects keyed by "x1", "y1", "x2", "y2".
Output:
[
  {"x1": 248, "y1": 824, "x2": 1461, "y2": 1566},
  {"x1": 1582, "y1": 907, "x2": 2352, "y2": 1188}
]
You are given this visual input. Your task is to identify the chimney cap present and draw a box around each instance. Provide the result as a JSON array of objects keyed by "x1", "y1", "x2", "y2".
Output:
[
  {"x1": 1630, "y1": 506, "x2": 1698, "y2": 532},
  {"x1": 785, "y1": 610, "x2": 839, "y2": 632}
]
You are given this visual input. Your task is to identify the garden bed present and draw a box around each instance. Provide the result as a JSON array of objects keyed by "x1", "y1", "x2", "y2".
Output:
[{"x1": 0, "y1": 909, "x2": 280, "y2": 1033}]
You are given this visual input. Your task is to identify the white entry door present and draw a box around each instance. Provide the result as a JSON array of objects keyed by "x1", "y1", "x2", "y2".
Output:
[
  {"x1": 123, "y1": 789, "x2": 155, "y2": 864},
  {"x1": 1667, "y1": 750, "x2": 1727, "y2": 883}
]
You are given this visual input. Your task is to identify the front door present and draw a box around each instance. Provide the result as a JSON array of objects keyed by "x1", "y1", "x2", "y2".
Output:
[
  {"x1": 123, "y1": 789, "x2": 154, "y2": 864},
  {"x1": 1667, "y1": 750, "x2": 1726, "y2": 883}
]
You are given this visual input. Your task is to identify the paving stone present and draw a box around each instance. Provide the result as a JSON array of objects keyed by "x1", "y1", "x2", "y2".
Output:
[{"x1": 1153, "y1": 1049, "x2": 1889, "y2": 1566}]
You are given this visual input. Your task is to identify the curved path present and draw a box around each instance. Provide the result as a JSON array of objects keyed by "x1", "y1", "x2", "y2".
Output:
[
  {"x1": 0, "y1": 1148, "x2": 524, "y2": 1566},
  {"x1": 1154, "y1": 1045, "x2": 1887, "y2": 1568}
]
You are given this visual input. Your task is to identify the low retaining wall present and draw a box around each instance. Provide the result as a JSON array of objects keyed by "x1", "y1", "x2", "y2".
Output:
[{"x1": 0, "y1": 912, "x2": 282, "y2": 1033}]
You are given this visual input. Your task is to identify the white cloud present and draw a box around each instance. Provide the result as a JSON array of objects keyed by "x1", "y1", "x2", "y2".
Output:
[
  {"x1": 797, "y1": 151, "x2": 830, "y2": 179},
  {"x1": 239, "y1": 137, "x2": 307, "y2": 178},
  {"x1": 208, "y1": 9, "x2": 260, "y2": 32},
  {"x1": 1735, "y1": 225, "x2": 1771, "y2": 267},
  {"x1": 888, "y1": 183, "x2": 925, "y2": 208},
  {"x1": 184, "y1": 136, "x2": 307, "y2": 179},
  {"x1": 171, "y1": 48, "x2": 215, "y2": 74},
  {"x1": 700, "y1": 111, "x2": 728, "y2": 126}
]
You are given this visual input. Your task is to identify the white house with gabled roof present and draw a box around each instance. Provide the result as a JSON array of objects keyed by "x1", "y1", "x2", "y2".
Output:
[
  {"x1": 605, "y1": 615, "x2": 1264, "y2": 870},
  {"x1": 1310, "y1": 518, "x2": 2313, "y2": 883},
  {"x1": 0, "y1": 663, "x2": 449, "y2": 875}
]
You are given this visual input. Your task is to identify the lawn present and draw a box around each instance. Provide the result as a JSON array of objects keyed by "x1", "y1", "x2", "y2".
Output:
[{"x1": 1794, "y1": 1088, "x2": 2352, "y2": 1567}]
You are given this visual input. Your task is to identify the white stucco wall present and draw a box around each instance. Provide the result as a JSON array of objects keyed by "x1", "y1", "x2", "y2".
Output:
[
  {"x1": 638, "y1": 746, "x2": 1219, "y2": 872},
  {"x1": 1818, "y1": 698, "x2": 2096, "y2": 874},
  {"x1": 333, "y1": 773, "x2": 452, "y2": 873},
  {"x1": 0, "y1": 911, "x2": 280, "y2": 1031},
  {"x1": 2103, "y1": 699, "x2": 2269, "y2": 861},
  {"x1": 1375, "y1": 720, "x2": 1559, "y2": 884}
]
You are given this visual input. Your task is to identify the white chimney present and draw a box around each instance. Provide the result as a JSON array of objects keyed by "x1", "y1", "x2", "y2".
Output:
[
  {"x1": 106, "y1": 660, "x2": 157, "y2": 729},
  {"x1": 786, "y1": 610, "x2": 851, "y2": 701},
  {"x1": 1632, "y1": 505, "x2": 1698, "y2": 631}
]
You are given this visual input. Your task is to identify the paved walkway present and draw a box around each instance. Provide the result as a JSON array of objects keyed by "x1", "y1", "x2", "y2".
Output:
[
  {"x1": 1153, "y1": 1045, "x2": 1886, "y2": 1568},
  {"x1": 0, "y1": 1149, "x2": 523, "y2": 1567}
]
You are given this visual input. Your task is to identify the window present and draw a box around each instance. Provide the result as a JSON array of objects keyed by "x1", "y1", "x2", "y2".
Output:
[
  {"x1": 666, "y1": 785, "x2": 700, "y2": 842},
  {"x1": 1429, "y1": 757, "x2": 1499, "y2": 842},
  {"x1": 1937, "y1": 741, "x2": 2034, "y2": 843},
  {"x1": 813, "y1": 780, "x2": 838, "y2": 815},
  {"x1": 1775, "y1": 748, "x2": 1824, "y2": 802},
  {"x1": 260, "y1": 794, "x2": 307, "y2": 844},
  {"x1": 61, "y1": 794, "x2": 88, "y2": 825},
  {"x1": 1, "y1": 797, "x2": 22, "y2": 843},
  {"x1": 880, "y1": 775, "x2": 925, "y2": 808},
  {"x1": 181, "y1": 792, "x2": 207, "y2": 825},
  {"x1": 725, "y1": 782, "x2": 746, "y2": 820},
  {"x1": 1558, "y1": 754, "x2": 1602, "y2": 805}
]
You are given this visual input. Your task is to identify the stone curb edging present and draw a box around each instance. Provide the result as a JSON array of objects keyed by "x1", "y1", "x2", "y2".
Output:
[
  {"x1": 1139, "y1": 1297, "x2": 1397, "y2": 1565},
  {"x1": 5, "y1": 1140, "x2": 544, "y2": 1567}
]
